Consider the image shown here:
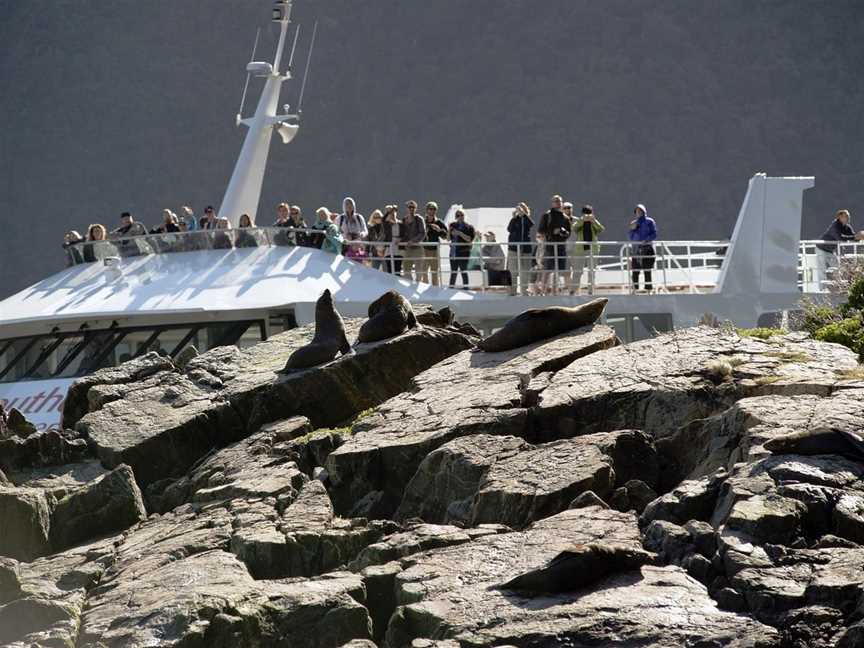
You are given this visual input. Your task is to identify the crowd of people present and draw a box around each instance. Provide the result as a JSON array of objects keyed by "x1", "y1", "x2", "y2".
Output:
[
  {"x1": 59, "y1": 195, "x2": 664, "y2": 294},
  {"x1": 61, "y1": 195, "x2": 862, "y2": 295}
]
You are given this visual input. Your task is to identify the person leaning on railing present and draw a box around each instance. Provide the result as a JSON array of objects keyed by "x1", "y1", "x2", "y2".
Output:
[
  {"x1": 383, "y1": 205, "x2": 402, "y2": 275},
  {"x1": 312, "y1": 207, "x2": 344, "y2": 255},
  {"x1": 83, "y1": 223, "x2": 108, "y2": 262},
  {"x1": 213, "y1": 217, "x2": 234, "y2": 250},
  {"x1": 367, "y1": 209, "x2": 388, "y2": 271},
  {"x1": 569, "y1": 204, "x2": 604, "y2": 296},
  {"x1": 506, "y1": 202, "x2": 533, "y2": 296},
  {"x1": 150, "y1": 209, "x2": 180, "y2": 234},
  {"x1": 815, "y1": 209, "x2": 864, "y2": 288},
  {"x1": 481, "y1": 231, "x2": 509, "y2": 287},
  {"x1": 628, "y1": 203, "x2": 657, "y2": 292},
  {"x1": 62, "y1": 230, "x2": 86, "y2": 266},
  {"x1": 235, "y1": 214, "x2": 259, "y2": 248}
]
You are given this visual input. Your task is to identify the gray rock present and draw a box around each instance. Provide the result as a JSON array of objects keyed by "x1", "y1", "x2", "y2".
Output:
[
  {"x1": 834, "y1": 493, "x2": 864, "y2": 545},
  {"x1": 349, "y1": 523, "x2": 505, "y2": 572},
  {"x1": 360, "y1": 561, "x2": 402, "y2": 643},
  {"x1": 48, "y1": 464, "x2": 146, "y2": 553},
  {"x1": 61, "y1": 351, "x2": 174, "y2": 429},
  {"x1": 0, "y1": 427, "x2": 91, "y2": 475},
  {"x1": 385, "y1": 507, "x2": 779, "y2": 647},
  {"x1": 569, "y1": 490, "x2": 609, "y2": 509},
  {"x1": 230, "y1": 480, "x2": 397, "y2": 579},
  {"x1": 154, "y1": 416, "x2": 311, "y2": 512},
  {"x1": 642, "y1": 470, "x2": 727, "y2": 525},
  {"x1": 77, "y1": 323, "x2": 473, "y2": 490},
  {"x1": 79, "y1": 551, "x2": 373, "y2": 647},
  {"x1": 397, "y1": 431, "x2": 653, "y2": 528},
  {"x1": 534, "y1": 328, "x2": 857, "y2": 444},
  {"x1": 0, "y1": 486, "x2": 51, "y2": 561},
  {"x1": 643, "y1": 519, "x2": 695, "y2": 564},
  {"x1": 327, "y1": 326, "x2": 618, "y2": 518}
]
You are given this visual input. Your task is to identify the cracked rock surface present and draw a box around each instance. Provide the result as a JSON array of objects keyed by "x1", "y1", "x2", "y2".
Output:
[{"x1": 5, "y1": 324, "x2": 864, "y2": 646}]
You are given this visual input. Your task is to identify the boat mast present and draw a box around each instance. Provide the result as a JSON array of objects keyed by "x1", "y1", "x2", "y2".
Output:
[{"x1": 218, "y1": 0, "x2": 301, "y2": 227}]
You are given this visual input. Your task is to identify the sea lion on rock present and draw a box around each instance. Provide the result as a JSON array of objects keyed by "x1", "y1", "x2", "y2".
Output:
[
  {"x1": 498, "y1": 543, "x2": 656, "y2": 594},
  {"x1": 282, "y1": 289, "x2": 351, "y2": 371},
  {"x1": 476, "y1": 298, "x2": 608, "y2": 352},
  {"x1": 357, "y1": 290, "x2": 418, "y2": 344},
  {"x1": 763, "y1": 427, "x2": 864, "y2": 461}
]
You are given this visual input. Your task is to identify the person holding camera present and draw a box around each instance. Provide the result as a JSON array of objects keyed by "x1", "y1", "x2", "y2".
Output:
[
  {"x1": 569, "y1": 204, "x2": 604, "y2": 295},
  {"x1": 537, "y1": 194, "x2": 571, "y2": 294},
  {"x1": 448, "y1": 209, "x2": 476, "y2": 288},
  {"x1": 629, "y1": 203, "x2": 657, "y2": 292}
]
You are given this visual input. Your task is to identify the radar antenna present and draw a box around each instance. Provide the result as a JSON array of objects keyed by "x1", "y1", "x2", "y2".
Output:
[{"x1": 297, "y1": 20, "x2": 318, "y2": 114}]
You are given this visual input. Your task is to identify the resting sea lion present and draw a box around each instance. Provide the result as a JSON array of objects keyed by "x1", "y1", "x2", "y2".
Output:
[
  {"x1": 477, "y1": 298, "x2": 608, "y2": 352},
  {"x1": 357, "y1": 290, "x2": 418, "y2": 343},
  {"x1": 763, "y1": 427, "x2": 864, "y2": 460},
  {"x1": 498, "y1": 543, "x2": 656, "y2": 594},
  {"x1": 282, "y1": 290, "x2": 351, "y2": 371}
]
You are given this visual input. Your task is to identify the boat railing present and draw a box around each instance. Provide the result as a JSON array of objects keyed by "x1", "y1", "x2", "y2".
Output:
[
  {"x1": 798, "y1": 239, "x2": 864, "y2": 293},
  {"x1": 62, "y1": 228, "x2": 736, "y2": 295}
]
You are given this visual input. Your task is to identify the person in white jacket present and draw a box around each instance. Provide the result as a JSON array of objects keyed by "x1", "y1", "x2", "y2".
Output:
[{"x1": 338, "y1": 197, "x2": 368, "y2": 244}]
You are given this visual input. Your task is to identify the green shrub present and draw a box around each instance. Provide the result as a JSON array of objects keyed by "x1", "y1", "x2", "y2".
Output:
[
  {"x1": 841, "y1": 274, "x2": 864, "y2": 316},
  {"x1": 801, "y1": 303, "x2": 839, "y2": 336},
  {"x1": 813, "y1": 315, "x2": 864, "y2": 361},
  {"x1": 736, "y1": 327, "x2": 785, "y2": 340}
]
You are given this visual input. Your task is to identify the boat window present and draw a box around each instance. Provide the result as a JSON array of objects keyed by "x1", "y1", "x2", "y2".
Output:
[{"x1": 0, "y1": 319, "x2": 266, "y2": 384}]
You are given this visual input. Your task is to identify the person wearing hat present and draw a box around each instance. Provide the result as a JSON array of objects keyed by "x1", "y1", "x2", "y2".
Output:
[
  {"x1": 629, "y1": 203, "x2": 657, "y2": 292},
  {"x1": 568, "y1": 204, "x2": 604, "y2": 295},
  {"x1": 422, "y1": 201, "x2": 447, "y2": 285},
  {"x1": 400, "y1": 200, "x2": 427, "y2": 281}
]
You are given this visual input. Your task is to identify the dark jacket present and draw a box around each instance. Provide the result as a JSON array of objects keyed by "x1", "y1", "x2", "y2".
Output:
[
  {"x1": 401, "y1": 215, "x2": 427, "y2": 247},
  {"x1": 818, "y1": 219, "x2": 857, "y2": 253},
  {"x1": 448, "y1": 221, "x2": 476, "y2": 256},
  {"x1": 424, "y1": 218, "x2": 447, "y2": 244},
  {"x1": 538, "y1": 209, "x2": 571, "y2": 242},
  {"x1": 507, "y1": 214, "x2": 534, "y2": 252}
]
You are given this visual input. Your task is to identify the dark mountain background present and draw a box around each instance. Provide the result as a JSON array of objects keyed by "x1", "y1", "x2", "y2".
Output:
[{"x1": 1, "y1": 0, "x2": 863, "y2": 298}]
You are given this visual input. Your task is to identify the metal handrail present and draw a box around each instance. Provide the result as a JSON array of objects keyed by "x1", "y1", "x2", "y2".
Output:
[{"x1": 60, "y1": 228, "x2": 742, "y2": 295}]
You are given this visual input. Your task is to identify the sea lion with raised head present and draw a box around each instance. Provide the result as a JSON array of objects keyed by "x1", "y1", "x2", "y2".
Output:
[
  {"x1": 477, "y1": 298, "x2": 608, "y2": 352},
  {"x1": 282, "y1": 290, "x2": 351, "y2": 371},
  {"x1": 357, "y1": 290, "x2": 418, "y2": 344},
  {"x1": 498, "y1": 543, "x2": 656, "y2": 594},
  {"x1": 763, "y1": 427, "x2": 864, "y2": 461}
]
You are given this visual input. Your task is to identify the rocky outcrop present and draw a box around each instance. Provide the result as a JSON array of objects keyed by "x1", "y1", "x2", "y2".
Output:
[
  {"x1": 385, "y1": 507, "x2": 779, "y2": 647},
  {"x1": 395, "y1": 430, "x2": 657, "y2": 527},
  {"x1": 326, "y1": 325, "x2": 619, "y2": 518},
  {"x1": 75, "y1": 322, "x2": 474, "y2": 490},
  {"x1": 0, "y1": 464, "x2": 145, "y2": 562},
  {"x1": 7, "y1": 324, "x2": 864, "y2": 646},
  {"x1": 231, "y1": 480, "x2": 398, "y2": 579},
  {"x1": 532, "y1": 328, "x2": 858, "y2": 443},
  {"x1": 61, "y1": 351, "x2": 174, "y2": 429},
  {"x1": 0, "y1": 487, "x2": 51, "y2": 561}
]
